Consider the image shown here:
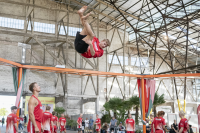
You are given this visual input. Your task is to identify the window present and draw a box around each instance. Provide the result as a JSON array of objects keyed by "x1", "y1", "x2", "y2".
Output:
[
  {"x1": 193, "y1": 19, "x2": 200, "y2": 25},
  {"x1": 0, "y1": 17, "x2": 24, "y2": 29},
  {"x1": 129, "y1": 33, "x2": 135, "y2": 41},
  {"x1": 109, "y1": 55, "x2": 128, "y2": 65},
  {"x1": 33, "y1": 22, "x2": 55, "y2": 34},
  {"x1": 59, "y1": 26, "x2": 82, "y2": 36},
  {"x1": 131, "y1": 57, "x2": 149, "y2": 68},
  {"x1": 176, "y1": 26, "x2": 192, "y2": 34},
  {"x1": 0, "y1": 16, "x2": 82, "y2": 36}
]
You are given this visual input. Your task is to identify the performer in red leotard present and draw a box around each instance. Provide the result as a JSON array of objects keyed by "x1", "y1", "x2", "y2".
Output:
[
  {"x1": 152, "y1": 111, "x2": 166, "y2": 133},
  {"x1": 6, "y1": 106, "x2": 18, "y2": 133},
  {"x1": 27, "y1": 82, "x2": 43, "y2": 133},
  {"x1": 95, "y1": 114, "x2": 101, "y2": 133},
  {"x1": 42, "y1": 106, "x2": 53, "y2": 133},
  {"x1": 125, "y1": 114, "x2": 135, "y2": 133},
  {"x1": 173, "y1": 110, "x2": 189, "y2": 133},
  {"x1": 59, "y1": 113, "x2": 66, "y2": 133},
  {"x1": 51, "y1": 111, "x2": 59, "y2": 133}
]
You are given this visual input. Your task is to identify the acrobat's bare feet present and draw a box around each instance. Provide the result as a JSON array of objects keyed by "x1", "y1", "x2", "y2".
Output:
[
  {"x1": 77, "y1": 6, "x2": 87, "y2": 16},
  {"x1": 81, "y1": 12, "x2": 91, "y2": 20}
]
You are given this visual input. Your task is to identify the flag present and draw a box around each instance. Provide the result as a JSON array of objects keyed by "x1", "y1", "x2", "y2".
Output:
[{"x1": 137, "y1": 78, "x2": 156, "y2": 119}]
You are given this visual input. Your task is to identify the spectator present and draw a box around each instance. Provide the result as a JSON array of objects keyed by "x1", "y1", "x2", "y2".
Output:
[
  {"x1": 102, "y1": 123, "x2": 108, "y2": 133},
  {"x1": 85, "y1": 118, "x2": 89, "y2": 133},
  {"x1": 82, "y1": 119, "x2": 85, "y2": 133},
  {"x1": 188, "y1": 125, "x2": 193, "y2": 133},
  {"x1": 170, "y1": 125, "x2": 176, "y2": 133},
  {"x1": 173, "y1": 120, "x2": 178, "y2": 131},
  {"x1": 117, "y1": 122, "x2": 125, "y2": 133},
  {"x1": 18, "y1": 115, "x2": 24, "y2": 130},
  {"x1": 165, "y1": 123, "x2": 170, "y2": 133},
  {"x1": 89, "y1": 116, "x2": 94, "y2": 133},
  {"x1": 109, "y1": 116, "x2": 117, "y2": 132},
  {"x1": 146, "y1": 114, "x2": 154, "y2": 124},
  {"x1": 107, "y1": 124, "x2": 110, "y2": 133},
  {"x1": 23, "y1": 115, "x2": 27, "y2": 124},
  {"x1": 146, "y1": 124, "x2": 151, "y2": 133},
  {"x1": 1, "y1": 117, "x2": 4, "y2": 127}
]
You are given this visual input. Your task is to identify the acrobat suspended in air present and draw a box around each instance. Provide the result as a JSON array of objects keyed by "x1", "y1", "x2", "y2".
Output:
[{"x1": 74, "y1": 6, "x2": 111, "y2": 58}]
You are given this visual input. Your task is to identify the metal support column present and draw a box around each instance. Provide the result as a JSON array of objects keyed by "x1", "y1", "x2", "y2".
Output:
[{"x1": 141, "y1": 77, "x2": 146, "y2": 133}]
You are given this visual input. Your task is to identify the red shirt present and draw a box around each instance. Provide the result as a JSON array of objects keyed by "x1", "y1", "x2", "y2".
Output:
[
  {"x1": 81, "y1": 37, "x2": 104, "y2": 58},
  {"x1": 77, "y1": 117, "x2": 82, "y2": 128},
  {"x1": 29, "y1": 95, "x2": 43, "y2": 122},
  {"x1": 126, "y1": 118, "x2": 135, "y2": 131},
  {"x1": 51, "y1": 115, "x2": 58, "y2": 125},
  {"x1": 42, "y1": 111, "x2": 52, "y2": 131},
  {"x1": 6, "y1": 113, "x2": 17, "y2": 133},
  {"x1": 96, "y1": 118, "x2": 101, "y2": 130},
  {"x1": 179, "y1": 118, "x2": 189, "y2": 133},
  {"x1": 59, "y1": 117, "x2": 66, "y2": 126},
  {"x1": 152, "y1": 117, "x2": 166, "y2": 130}
]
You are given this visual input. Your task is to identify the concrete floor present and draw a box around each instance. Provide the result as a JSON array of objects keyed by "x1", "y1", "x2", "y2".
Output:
[{"x1": 0, "y1": 124, "x2": 77, "y2": 133}]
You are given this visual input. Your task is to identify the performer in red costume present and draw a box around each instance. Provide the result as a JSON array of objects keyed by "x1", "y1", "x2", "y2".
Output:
[
  {"x1": 51, "y1": 111, "x2": 59, "y2": 133},
  {"x1": 59, "y1": 113, "x2": 66, "y2": 133},
  {"x1": 152, "y1": 111, "x2": 166, "y2": 133},
  {"x1": 42, "y1": 106, "x2": 53, "y2": 133},
  {"x1": 27, "y1": 82, "x2": 43, "y2": 133},
  {"x1": 77, "y1": 113, "x2": 83, "y2": 133},
  {"x1": 173, "y1": 110, "x2": 189, "y2": 133},
  {"x1": 75, "y1": 6, "x2": 110, "y2": 58},
  {"x1": 95, "y1": 114, "x2": 101, "y2": 133},
  {"x1": 6, "y1": 106, "x2": 18, "y2": 133},
  {"x1": 125, "y1": 114, "x2": 135, "y2": 133}
]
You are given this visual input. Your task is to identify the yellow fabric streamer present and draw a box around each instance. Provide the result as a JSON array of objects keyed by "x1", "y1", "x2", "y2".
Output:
[
  {"x1": 149, "y1": 109, "x2": 152, "y2": 124},
  {"x1": 177, "y1": 99, "x2": 181, "y2": 111},
  {"x1": 177, "y1": 99, "x2": 186, "y2": 112},
  {"x1": 184, "y1": 100, "x2": 186, "y2": 112}
]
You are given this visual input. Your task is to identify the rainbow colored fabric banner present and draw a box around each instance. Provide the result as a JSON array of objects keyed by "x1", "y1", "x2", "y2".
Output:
[
  {"x1": 12, "y1": 67, "x2": 26, "y2": 107},
  {"x1": 137, "y1": 79, "x2": 156, "y2": 122}
]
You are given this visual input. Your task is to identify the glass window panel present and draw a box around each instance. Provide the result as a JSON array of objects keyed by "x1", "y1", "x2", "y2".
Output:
[{"x1": 0, "y1": 17, "x2": 24, "y2": 29}]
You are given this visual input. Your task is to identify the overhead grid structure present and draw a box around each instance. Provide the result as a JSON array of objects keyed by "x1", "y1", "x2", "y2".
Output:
[{"x1": 0, "y1": 0, "x2": 200, "y2": 130}]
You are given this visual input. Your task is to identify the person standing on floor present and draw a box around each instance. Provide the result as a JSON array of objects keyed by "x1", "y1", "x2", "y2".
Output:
[
  {"x1": 152, "y1": 111, "x2": 166, "y2": 133},
  {"x1": 1, "y1": 117, "x2": 4, "y2": 127},
  {"x1": 82, "y1": 119, "x2": 85, "y2": 133},
  {"x1": 27, "y1": 82, "x2": 44, "y2": 133},
  {"x1": 85, "y1": 117, "x2": 89, "y2": 133},
  {"x1": 173, "y1": 120, "x2": 178, "y2": 132},
  {"x1": 89, "y1": 116, "x2": 94, "y2": 133},
  {"x1": 18, "y1": 115, "x2": 24, "y2": 131},
  {"x1": 125, "y1": 114, "x2": 135, "y2": 133},
  {"x1": 42, "y1": 106, "x2": 53, "y2": 133},
  {"x1": 51, "y1": 111, "x2": 59, "y2": 133},
  {"x1": 95, "y1": 114, "x2": 101, "y2": 133},
  {"x1": 173, "y1": 110, "x2": 189, "y2": 133},
  {"x1": 6, "y1": 106, "x2": 18, "y2": 133},
  {"x1": 77, "y1": 114, "x2": 83, "y2": 133},
  {"x1": 59, "y1": 113, "x2": 67, "y2": 133}
]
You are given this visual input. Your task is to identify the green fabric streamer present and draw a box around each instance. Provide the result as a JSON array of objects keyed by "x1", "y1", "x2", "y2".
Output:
[
  {"x1": 12, "y1": 67, "x2": 26, "y2": 103},
  {"x1": 12, "y1": 67, "x2": 18, "y2": 95}
]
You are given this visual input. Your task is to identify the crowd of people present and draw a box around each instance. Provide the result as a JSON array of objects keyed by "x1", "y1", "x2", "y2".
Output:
[
  {"x1": 1, "y1": 82, "x2": 194, "y2": 133},
  {"x1": 145, "y1": 111, "x2": 192, "y2": 133}
]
